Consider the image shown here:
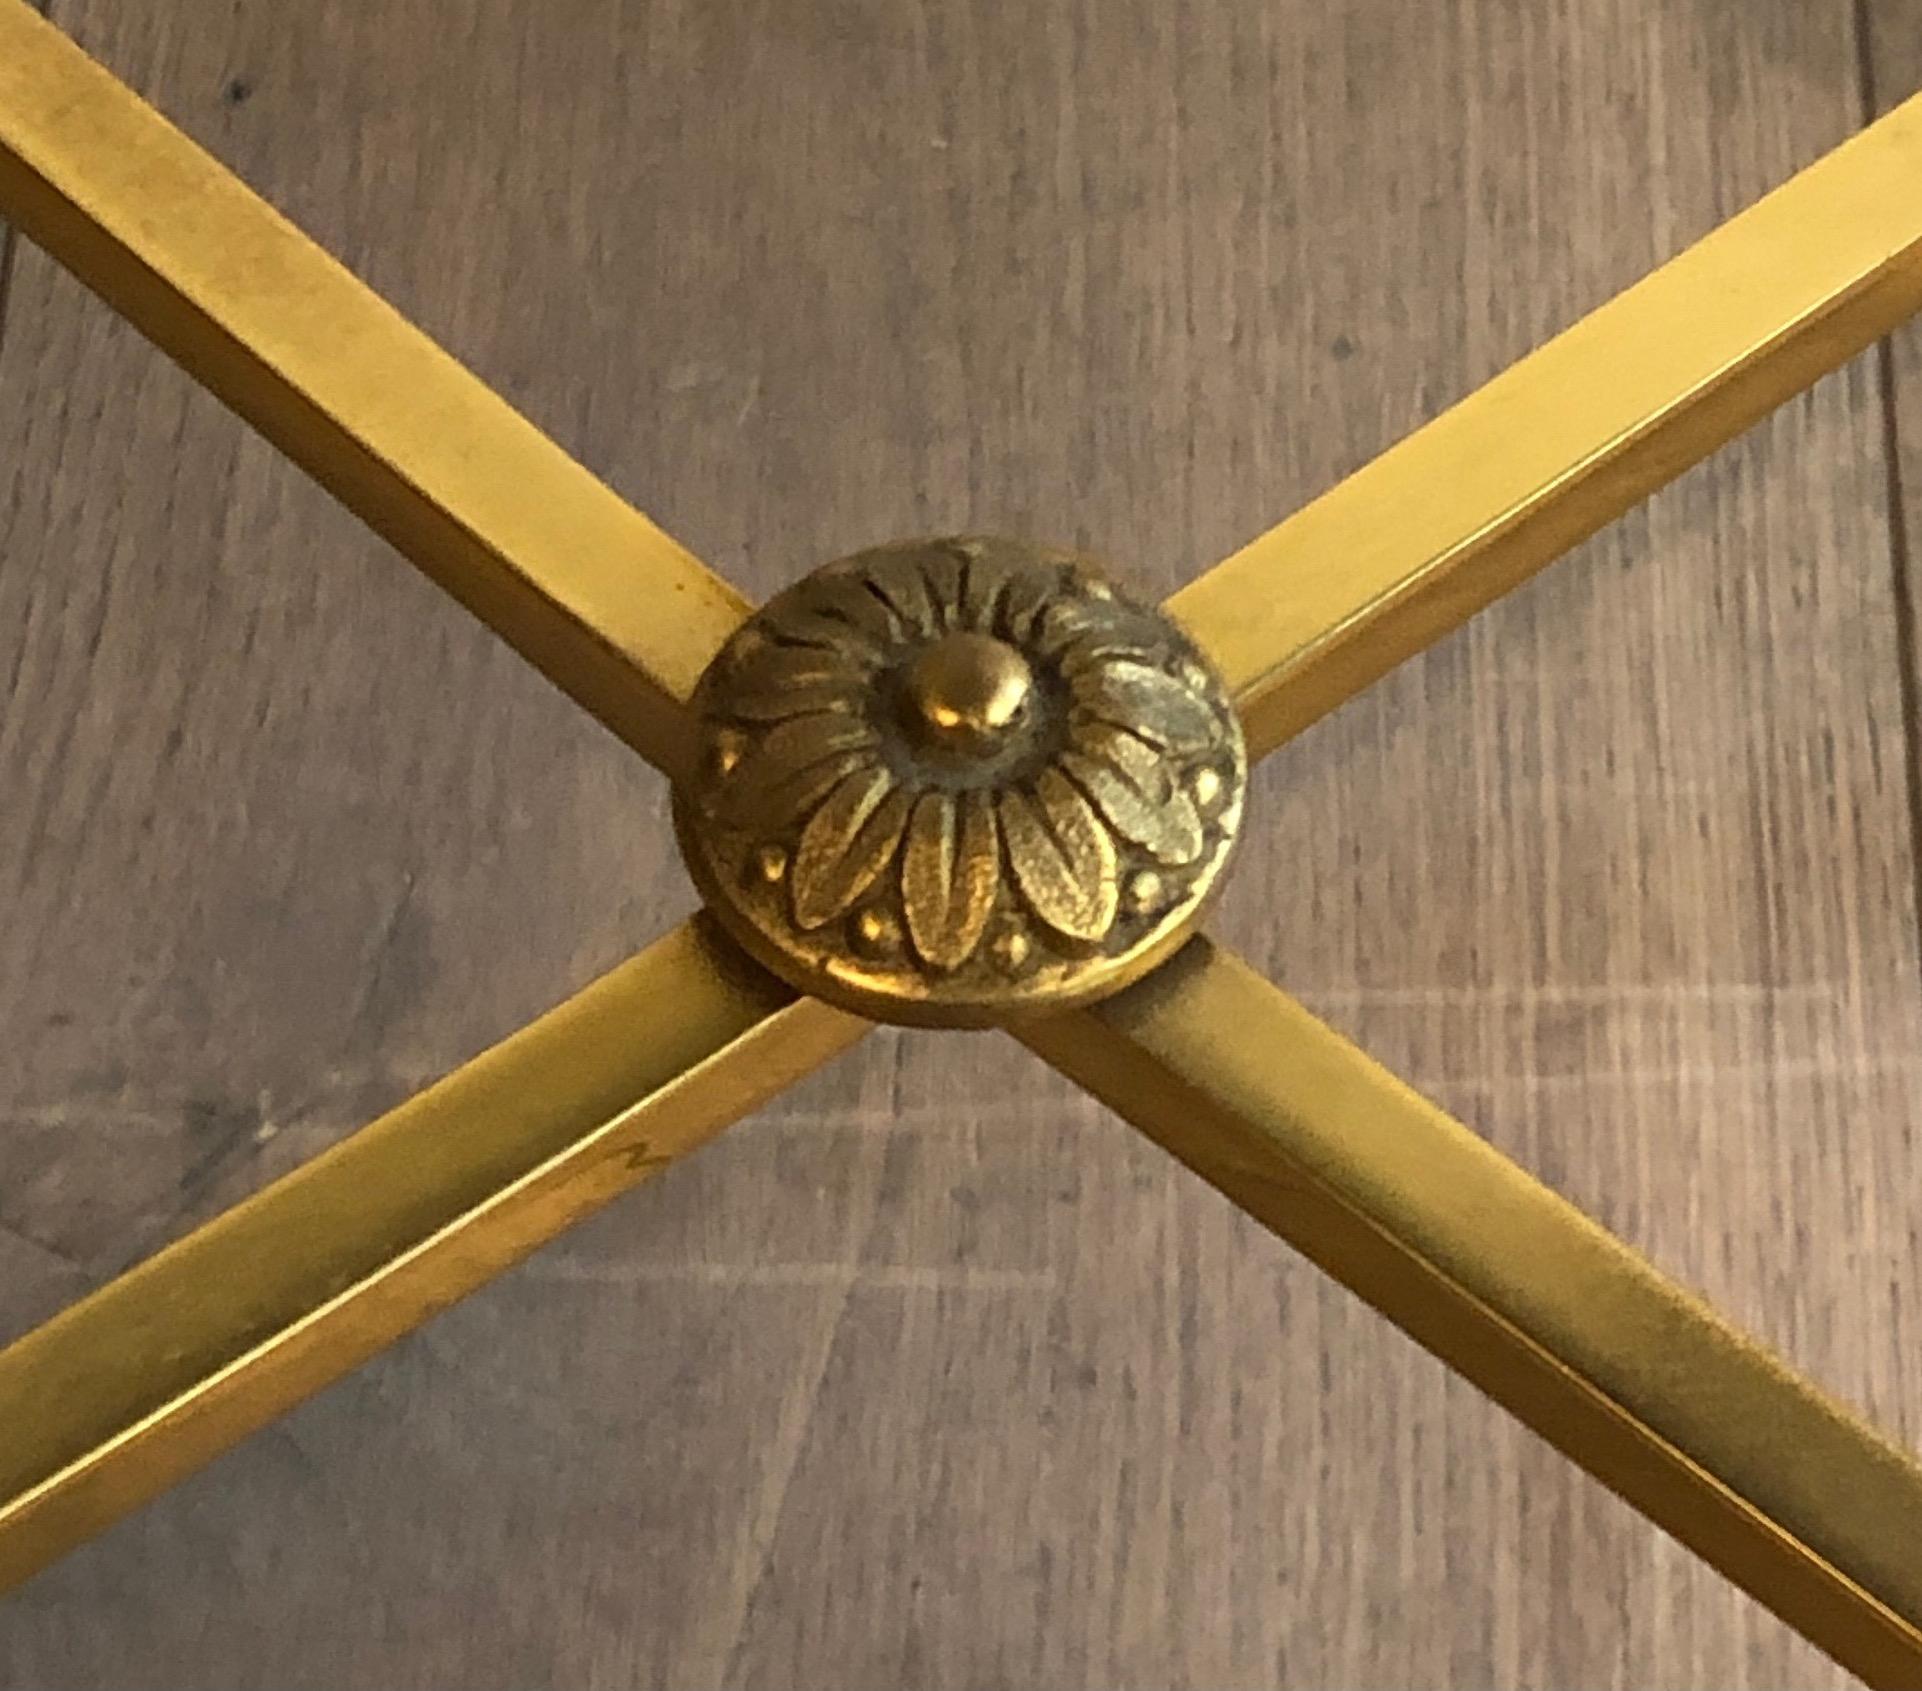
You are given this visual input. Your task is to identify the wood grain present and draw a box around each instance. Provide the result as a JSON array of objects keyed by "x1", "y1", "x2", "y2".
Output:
[
  {"x1": 1866, "y1": 2, "x2": 1922, "y2": 1050},
  {"x1": 1, "y1": 1, "x2": 1919, "y2": 1686}
]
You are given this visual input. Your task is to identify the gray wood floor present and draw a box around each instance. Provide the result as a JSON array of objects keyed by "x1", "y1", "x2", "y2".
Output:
[{"x1": 3, "y1": 1, "x2": 1921, "y2": 1685}]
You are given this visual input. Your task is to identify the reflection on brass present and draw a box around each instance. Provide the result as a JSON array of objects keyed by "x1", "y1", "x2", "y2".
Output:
[
  {"x1": 1019, "y1": 940, "x2": 1922, "y2": 1687},
  {"x1": 1171, "y1": 98, "x2": 1922, "y2": 763},
  {"x1": 0, "y1": 919, "x2": 867, "y2": 1595},
  {"x1": 0, "y1": 0, "x2": 750, "y2": 783},
  {"x1": 674, "y1": 538, "x2": 1247, "y2": 1025}
]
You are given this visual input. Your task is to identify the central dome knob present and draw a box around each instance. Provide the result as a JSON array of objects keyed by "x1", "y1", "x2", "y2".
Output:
[
  {"x1": 675, "y1": 536, "x2": 1248, "y2": 1027},
  {"x1": 902, "y1": 632, "x2": 1034, "y2": 753}
]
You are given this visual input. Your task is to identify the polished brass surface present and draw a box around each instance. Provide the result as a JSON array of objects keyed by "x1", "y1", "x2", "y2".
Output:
[
  {"x1": 675, "y1": 538, "x2": 1247, "y2": 1026},
  {"x1": 4, "y1": 4, "x2": 1922, "y2": 1679},
  {"x1": 1018, "y1": 941, "x2": 1922, "y2": 1688},
  {"x1": 0, "y1": 919, "x2": 868, "y2": 1595},
  {"x1": 1169, "y1": 90, "x2": 1922, "y2": 764},
  {"x1": 0, "y1": 0, "x2": 748, "y2": 781},
  {"x1": 904, "y1": 632, "x2": 1037, "y2": 752}
]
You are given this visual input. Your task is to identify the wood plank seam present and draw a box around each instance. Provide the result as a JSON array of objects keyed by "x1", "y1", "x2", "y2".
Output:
[{"x1": 1853, "y1": 0, "x2": 1922, "y2": 1000}]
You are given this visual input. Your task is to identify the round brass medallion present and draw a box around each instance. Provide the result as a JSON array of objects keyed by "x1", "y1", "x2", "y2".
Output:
[{"x1": 672, "y1": 536, "x2": 1248, "y2": 1027}]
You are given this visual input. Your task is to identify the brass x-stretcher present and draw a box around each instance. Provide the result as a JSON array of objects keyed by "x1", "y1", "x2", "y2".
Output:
[{"x1": 3, "y1": 4, "x2": 1922, "y2": 1681}]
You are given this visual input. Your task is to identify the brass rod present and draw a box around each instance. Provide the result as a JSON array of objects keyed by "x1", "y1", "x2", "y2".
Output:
[
  {"x1": 0, "y1": 919, "x2": 867, "y2": 1594},
  {"x1": 7, "y1": 2, "x2": 1921, "y2": 1669},
  {"x1": 0, "y1": 0, "x2": 748, "y2": 781},
  {"x1": 1017, "y1": 940, "x2": 1922, "y2": 1688},
  {"x1": 1169, "y1": 92, "x2": 1922, "y2": 764}
]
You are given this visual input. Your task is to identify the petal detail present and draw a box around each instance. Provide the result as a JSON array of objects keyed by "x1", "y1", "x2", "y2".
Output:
[
  {"x1": 810, "y1": 573, "x2": 905, "y2": 642},
  {"x1": 1032, "y1": 596, "x2": 1104, "y2": 659},
  {"x1": 919, "y1": 548, "x2": 967, "y2": 631},
  {"x1": 758, "y1": 576, "x2": 896, "y2": 657},
  {"x1": 960, "y1": 556, "x2": 1009, "y2": 632},
  {"x1": 716, "y1": 715, "x2": 878, "y2": 828},
  {"x1": 1066, "y1": 721, "x2": 1173, "y2": 802},
  {"x1": 1075, "y1": 660, "x2": 1218, "y2": 752},
  {"x1": 864, "y1": 566, "x2": 939, "y2": 638},
  {"x1": 792, "y1": 769, "x2": 912, "y2": 929},
  {"x1": 759, "y1": 609, "x2": 884, "y2": 658},
  {"x1": 720, "y1": 642, "x2": 869, "y2": 721},
  {"x1": 1057, "y1": 609, "x2": 1165, "y2": 676},
  {"x1": 1062, "y1": 733, "x2": 1203, "y2": 866},
  {"x1": 902, "y1": 790, "x2": 1000, "y2": 970},
  {"x1": 999, "y1": 770, "x2": 1118, "y2": 944},
  {"x1": 738, "y1": 751, "x2": 870, "y2": 835},
  {"x1": 996, "y1": 567, "x2": 1061, "y2": 646}
]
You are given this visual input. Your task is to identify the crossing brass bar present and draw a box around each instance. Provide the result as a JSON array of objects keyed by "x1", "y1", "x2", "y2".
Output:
[
  {"x1": 0, "y1": 919, "x2": 867, "y2": 1594},
  {"x1": 1018, "y1": 939, "x2": 1922, "y2": 1689},
  {"x1": 1169, "y1": 91, "x2": 1922, "y2": 764},
  {"x1": 6, "y1": 0, "x2": 1921, "y2": 1673},
  {"x1": 0, "y1": 0, "x2": 747, "y2": 780}
]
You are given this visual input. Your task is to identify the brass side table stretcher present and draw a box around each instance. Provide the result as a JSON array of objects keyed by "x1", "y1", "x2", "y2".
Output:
[{"x1": 2, "y1": 5, "x2": 1922, "y2": 1682}]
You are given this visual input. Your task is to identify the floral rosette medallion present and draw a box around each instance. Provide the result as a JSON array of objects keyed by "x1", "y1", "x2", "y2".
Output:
[{"x1": 673, "y1": 537, "x2": 1248, "y2": 1026}]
